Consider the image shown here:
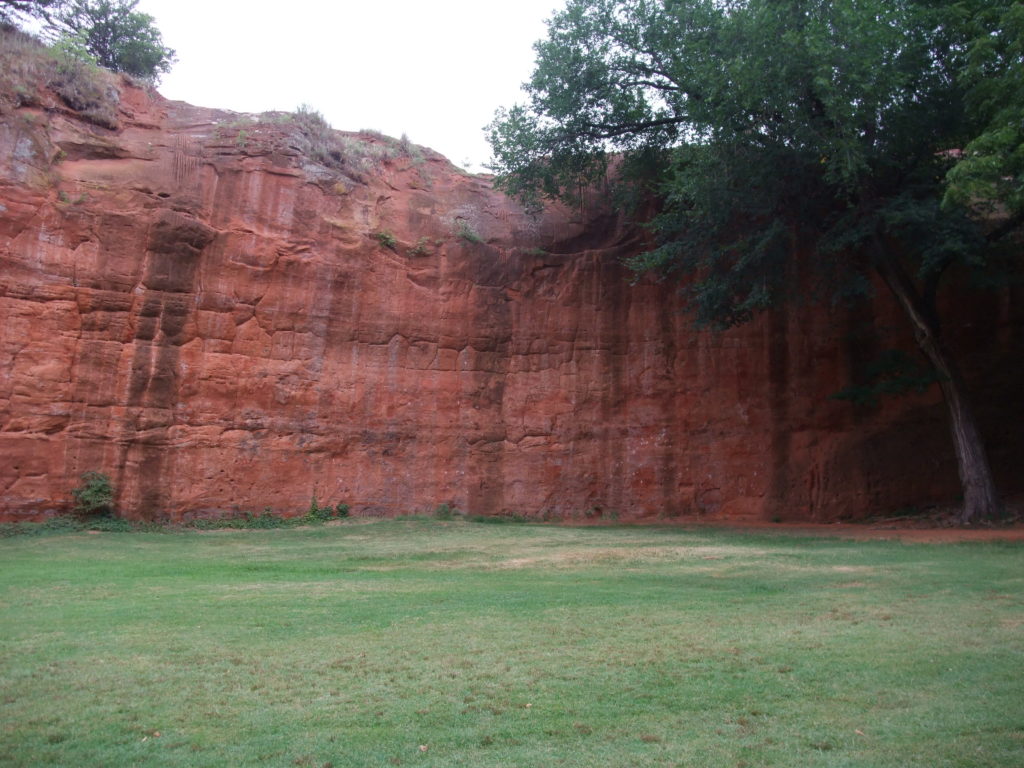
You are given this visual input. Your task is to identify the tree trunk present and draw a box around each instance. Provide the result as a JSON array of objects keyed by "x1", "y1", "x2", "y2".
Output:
[{"x1": 871, "y1": 247, "x2": 1002, "y2": 524}]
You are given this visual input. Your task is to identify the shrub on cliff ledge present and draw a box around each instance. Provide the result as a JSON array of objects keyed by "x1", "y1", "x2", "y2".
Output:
[
  {"x1": 454, "y1": 219, "x2": 483, "y2": 244},
  {"x1": 47, "y1": 28, "x2": 121, "y2": 127},
  {"x1": 374, "y1": 230, "x2": 398, "y2": 251},
  {"x1": 0, "y1": 23, "x2": 117, "y2": 127},
  {"x1": 0, "y1": 24, "x2": 44, "y2": 108},
  {"x1": 287, "y1": 106, "x2": 423, "y2": 182}
]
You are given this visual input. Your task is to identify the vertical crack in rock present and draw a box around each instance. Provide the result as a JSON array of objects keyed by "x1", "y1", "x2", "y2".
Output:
[
  {"x1": 172, "y1": 134, "x2": 201, "y2": 187},
  {"x1": 768, "y1": 306, "x2": 792, "y2": 519},
  {"x1": 120, "y1": 209, "x2": 216, "y2": 515},
  {"x1": 465, "y1": 241, "x2": 512, "y2": 515}
]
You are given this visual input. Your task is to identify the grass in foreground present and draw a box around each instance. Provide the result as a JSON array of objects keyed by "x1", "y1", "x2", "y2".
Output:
[{"x1": 1, "y1": 521, "x2": 1022, "y2": 767}]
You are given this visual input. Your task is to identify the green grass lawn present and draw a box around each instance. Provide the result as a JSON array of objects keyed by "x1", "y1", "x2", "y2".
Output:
[{"x1": 1, "y1": 520, "x2": 1022, "y2": 767}]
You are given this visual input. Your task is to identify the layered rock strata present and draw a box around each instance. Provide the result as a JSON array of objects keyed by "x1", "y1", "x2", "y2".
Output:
[{"x1": 1, "y1": 79, "x2": 1019, "y2": 521}]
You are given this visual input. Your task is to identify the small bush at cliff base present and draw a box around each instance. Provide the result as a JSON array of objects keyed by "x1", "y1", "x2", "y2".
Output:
[
  {"x1": 83, "y1": 515, "x2": 134, "y2": 532},
  {"x1": 305, "y1": 495, "x2": 328, "y2": 522},
  {"x1": 466, "y1": 513, "x2": 530, "y2": 524},
  {"x1": 305, "y1": 496, "x2": 350, "y2": 523},
  {"x1": 433, "y1": 502, "x2": 460, "y2": 520},
  {"x1": 187, "y1": 510, "x2": 291, "y2": 530},
  {"x1": 0, "y1": 510, "x2": 344, "y2": 537},
  {"x1": 0, "y1": 516, "x2": 83, "y2": 538},
  {"x1": 71, "y1": 470, "x2": 114, "y2": 517}
]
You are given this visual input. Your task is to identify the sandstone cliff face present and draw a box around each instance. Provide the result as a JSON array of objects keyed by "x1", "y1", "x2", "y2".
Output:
[{"x1": 1, "y1": 77, "x2": 1020, "y2": 521}]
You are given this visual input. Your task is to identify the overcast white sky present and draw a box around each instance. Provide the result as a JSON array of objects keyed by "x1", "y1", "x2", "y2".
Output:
[{"x1": 134, "y1": 0, "x2": 564, "y2": 172}]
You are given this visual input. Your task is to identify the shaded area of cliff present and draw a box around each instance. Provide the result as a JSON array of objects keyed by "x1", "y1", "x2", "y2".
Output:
[{"x1": 1, "y1": 40, "x2": 1020, "y2": 521}]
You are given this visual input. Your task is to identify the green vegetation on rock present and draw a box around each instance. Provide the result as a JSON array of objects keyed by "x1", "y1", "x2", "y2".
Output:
[
  {"x1": 70, "y1": 469, "x2": 114, "y2": 516},
  {"x1": 48, "y1": 0, "x2": 175, "y2": 81}
]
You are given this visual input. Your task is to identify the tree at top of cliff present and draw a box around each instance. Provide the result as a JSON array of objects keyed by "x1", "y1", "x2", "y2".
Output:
[
  {"x1": 488, "y1": 0, "x2": 1022, "y2": 523},
  {"x1": 48, "y1": 0, "x2": 175, "y2": 81}
]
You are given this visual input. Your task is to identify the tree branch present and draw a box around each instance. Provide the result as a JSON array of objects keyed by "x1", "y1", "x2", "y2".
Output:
[
  {"x1": 985, "y1": 211, "x2": 1024, "y2": 243},
  {"x1": 571, "y1": 116, "x2": 688, "y2": 141}
]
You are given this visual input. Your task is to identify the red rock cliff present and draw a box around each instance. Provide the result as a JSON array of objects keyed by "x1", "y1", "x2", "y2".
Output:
[{"x1": 1, "y1": 76, "x2": 1020, "y2": 521}]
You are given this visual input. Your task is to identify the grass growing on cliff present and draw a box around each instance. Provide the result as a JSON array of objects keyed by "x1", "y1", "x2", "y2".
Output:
[
  {"x1": 1, "y1": 522, "x2": 1022, "y2": 767},
  {"x1": 0, "y1": 25, "x2": 120, "y2": 129}
]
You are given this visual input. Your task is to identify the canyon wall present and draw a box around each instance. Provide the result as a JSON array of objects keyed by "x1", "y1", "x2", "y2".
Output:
[{"x1": 1, "y1": 78, "x2": 1020, "y2": 522}]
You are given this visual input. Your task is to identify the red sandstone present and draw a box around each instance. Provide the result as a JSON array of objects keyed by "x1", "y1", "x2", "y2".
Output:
[{"x1": 0, "y1": 78, "x2": 1020, "y2": 522}]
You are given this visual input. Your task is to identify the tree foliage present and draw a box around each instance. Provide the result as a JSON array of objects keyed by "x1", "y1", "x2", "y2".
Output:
[
  {"x1": 49, "y1": 0, "x2": 174, "y2": 80},
  {"x1": 1, "y1": 0, "x2": 174, "y2": 81},
  {"x1": 488, "y1": 0, "x2": 1019, "y2": 522},
  {"x1": 944, "y1": 2, "x2": 1024, "y2": 222},
  {"x1": 71, "y1": 470, "x2": 115, "y2": 516}
]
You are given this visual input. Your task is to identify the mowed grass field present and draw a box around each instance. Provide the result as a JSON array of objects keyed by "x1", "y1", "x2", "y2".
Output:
[{"x1": 1, "y1": 520, "x2": 1022, "y2": 767}]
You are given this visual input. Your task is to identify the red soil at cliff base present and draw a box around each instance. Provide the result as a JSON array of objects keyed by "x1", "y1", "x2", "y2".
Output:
[{"x1": 655, "y1": 516, "x2": 1024, "y2": 542}]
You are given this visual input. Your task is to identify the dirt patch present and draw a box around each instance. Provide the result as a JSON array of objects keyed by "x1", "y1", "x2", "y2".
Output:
[
  {"x1": 668, "y1": 519, "x2": 1024, "y2": 543},
  {"x1": 596, "y1": 498, "x2": 1024, "y2": 543},
  {"x1": 483, "y1": 544, "x2": 789, "y2": 570},
  {"x1": 833, "y1": 526, "x2": 1024, "y2": 543}
]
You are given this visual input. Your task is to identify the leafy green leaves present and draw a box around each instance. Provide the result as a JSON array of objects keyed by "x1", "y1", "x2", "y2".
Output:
[
  {"x1": 50, "y1": 0, "x2": 176, "y2": 82},
  {"x1": 71, "y1": 470, "x2": 114, "y2": 516},
  {"x1": 488, "y1": 0, "x2": 1013, "y2": 324},
  {"x1": 943, "y1": 1, "x2": 1024, "y2": 219},
  {"x1": 830, "y1": 349, "x2": 944, "y2": 406}
]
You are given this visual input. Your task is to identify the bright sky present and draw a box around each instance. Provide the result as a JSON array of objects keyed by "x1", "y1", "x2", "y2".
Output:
[{"x1": 134, "y1": 0, "x2": 564, "y2": 172}]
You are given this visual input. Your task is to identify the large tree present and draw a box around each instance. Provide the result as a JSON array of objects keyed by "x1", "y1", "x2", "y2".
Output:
[
  {"x1": 49, "y1": 0, "x2": 174, "y2": 81},
  {"x1": 488, "y1": 0, "x2": 1020, "y2": 523}
]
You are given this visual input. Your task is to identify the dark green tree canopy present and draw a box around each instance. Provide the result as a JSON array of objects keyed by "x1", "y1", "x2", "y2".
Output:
[
  {"x1": 490, "y1": 0, "x2": 1000, "y2": 305},
  {"x1": 943, "y1": 2, "x2": 1024, "y2": 222},
  {"x1": 50, "y1": 0, "x2": 175, "y2": 81},
  {"x1": 488, "y1": 0, "x2": 1020, "y2": 522}
]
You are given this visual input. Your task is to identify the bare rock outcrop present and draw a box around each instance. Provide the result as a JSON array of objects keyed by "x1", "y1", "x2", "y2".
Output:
[{"x1": 1, "y1": 75, "x2": 1019, "y2": 521}]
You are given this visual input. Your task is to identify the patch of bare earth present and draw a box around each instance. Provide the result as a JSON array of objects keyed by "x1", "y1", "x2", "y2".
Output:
[{"x1": 671, "y1": 516, "x2": 1024, "y2": 543}]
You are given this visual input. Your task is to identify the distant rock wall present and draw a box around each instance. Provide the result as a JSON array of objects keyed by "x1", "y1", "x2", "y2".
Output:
[{"x1": 1, "y1": 81, "x2": 1020, "y2": 521}]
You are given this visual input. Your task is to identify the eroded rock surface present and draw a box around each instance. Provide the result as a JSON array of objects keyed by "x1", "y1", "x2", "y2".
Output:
[{"x1": 1, "y1": 80, "x2": 1020, "y2": 521}]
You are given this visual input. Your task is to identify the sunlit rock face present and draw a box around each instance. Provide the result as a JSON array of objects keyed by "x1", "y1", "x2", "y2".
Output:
[{"x1": 1, "y1": 80, "x2": 1020, "y2": 521}]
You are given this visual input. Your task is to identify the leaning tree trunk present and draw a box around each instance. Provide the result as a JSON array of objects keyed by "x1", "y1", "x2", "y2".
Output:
[{"x1": 872, "y1": 246, "x2": 1002, "y2": 524}]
